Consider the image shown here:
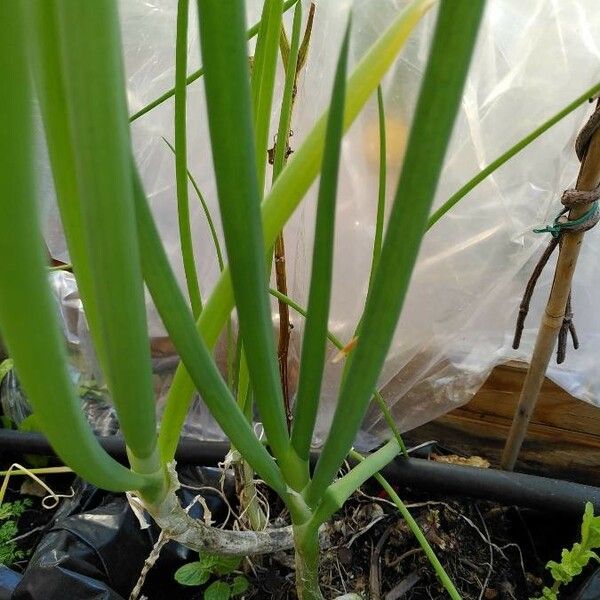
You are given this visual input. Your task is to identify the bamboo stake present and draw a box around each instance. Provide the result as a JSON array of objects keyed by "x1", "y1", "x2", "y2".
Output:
[{"x1": 501, "y1": 102, "x2": 600, "y2": 470}]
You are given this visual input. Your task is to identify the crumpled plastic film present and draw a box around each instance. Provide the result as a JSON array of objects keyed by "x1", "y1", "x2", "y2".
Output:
[
  {"x1": 12, "y1": 472, "x2": 231, "y2": 600},
  {"x1": 0, "y1": 273, "x2": 119, "y2": 436},
  {"x1": 42, "y1": 1, "x2": 600, "y2": 448}
]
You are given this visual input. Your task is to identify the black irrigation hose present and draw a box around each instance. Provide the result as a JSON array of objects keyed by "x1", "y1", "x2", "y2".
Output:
[
  {"x1": 0, "y1": 429, "x2": 598, "y2": 516},
  {"x1": 377, "y1": 455, "x2": 600, "y2": 516},
  {"x1": 0, "y1": 429, "x2": 229, "y2": 467}
]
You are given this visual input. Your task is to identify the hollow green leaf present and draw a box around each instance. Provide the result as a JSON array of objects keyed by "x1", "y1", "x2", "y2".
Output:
[
  {"x1": 196, "y1": 0, "x2": 293, "y2": 475},
  {"x1": 368, "y1": 85, "x2": 387, "y2": 290},
  {"x1": 269, "y1": 289, "x2": 343, "y2": 348},
  {"x1": 296, "y1": 3, "x2": 316, "y2": 74},
  {"x1": 290, "y1": 20, "x2": 351, "y2": 471},
  {"x1": 307, "y1": 0, "x2": 486, "y2": 506},
  {"x1": 251, "y1": 0, "x2": 284, "y2": 192},
  {"x1": 349, "y1": 450, "x2": 461, "y2": 600},
  {"x1": 175, "y1": 0, "x2": 202, "y2": 316},
  {"x1": 272, "y1": 0, "x2": 302, "y2": 182},
  {"x1": 337, "y1": 87, "x2": 387, "y2": 435},
  {"x1": 159, "y1": 0, "x2": 436, "y2": 464},
  {"x1": 132, "y1": 169, "x2": 286, "y2": 497},
  {"x1": 311, "y1": 439, "x2": 400, "y2": 526},
  {"x1": 50, "y1": 1, "x2": 159, "y2": 472},
  {"x1": 0, "y1": 1, "x2": 153, "y2": 495},
  {"x1": 427, "y1": 79, "x2": 600, "y2": 230},
  {"x1": 26, "y1": 1, "x2": 109, "y2": 377},
  {"x1": 269, "y1": 288, "x2": 407, "y2": 457},
  {"x1": 163, "y1": 138, "x2": 225, "y2": 272}
]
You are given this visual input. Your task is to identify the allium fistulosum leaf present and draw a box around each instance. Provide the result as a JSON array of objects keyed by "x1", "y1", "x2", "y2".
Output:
[
  {"x1": 129, "y1": 0, "x2": 300, "y2": 123},
  {"x1": 306, "y1": 0, "x2": 486, "y2": 506},
  {"x1": 175, "y1": 0, "x2": 202, "y2": 316},
  {"x1": 132, "y1": 169, "x2": 287, "y2": 497},
  {"x1": 0, "y1": 1, "x2": 158, "y2": 496},
  {"x1": 48, "y1": 1, "x2": 160, "y2": 473},
  {"x1": 427, "y1": 79, "x2": 600, "y2": 230},
  {"x1": 272, "y1": 0, "x2": 303, "y2": 182},
  {"x1": 159, "y1": 0, "x2": 437, "y2": 461},
  {"x1": 251, "y1": 0, "x2": 285, "y2": 192},
  {"x1": 26, "y1": 1, "x2": 109, "y2": 377},
  {"x1": 290, "y1": 20, "x2": 351, "y2": 475},
  {"x1": 196, "y1": 0, "x2": 295, "y2": 478},
  {"x1": 369, "y1": 86, "x2": 387, "y2": 291}
]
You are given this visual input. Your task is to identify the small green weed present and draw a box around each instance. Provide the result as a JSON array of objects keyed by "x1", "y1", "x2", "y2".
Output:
[
  {"x1": 533, "y1": 502, "x2": 600, "y2": 599},
  {"x1": 175, "y1": 552, "x2": 249, "y2": 599},
  {"x1": 0, "y1": 498, "x2": 32, "y2": 566}
]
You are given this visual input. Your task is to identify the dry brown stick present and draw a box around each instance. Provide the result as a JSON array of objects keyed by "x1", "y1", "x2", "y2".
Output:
[
  {"x1": 385, "y1": 571, "x2": 421, "y2": 600},
  {"x1": 129, "y1": 531, "x2": 169, "y2": 600},
  {"x1": 273, "y1": 4, "x2": 316, "y2": 431},
  {"x1": 501, "y1": 102, "x2": 600, "y2": 470},
  {"x1": 274, "y1": 236, "x2": 292, "y2": 427},
  {"x1": 369, "y1": 526, "x2": 393, "y2": 600}
]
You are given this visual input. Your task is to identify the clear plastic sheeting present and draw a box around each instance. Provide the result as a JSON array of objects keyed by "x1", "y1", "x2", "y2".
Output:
[
  {"x1": 0, "y1": 273, "x2": 120, "y2": 436},
  {"x1": 42, "y1": 1, "x2": 600, "y2": 447}
]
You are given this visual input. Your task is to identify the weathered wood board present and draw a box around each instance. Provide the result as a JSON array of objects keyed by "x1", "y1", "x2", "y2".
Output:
[{"x1": 405, "y1": 362, "x2": 600, "y2": 485}]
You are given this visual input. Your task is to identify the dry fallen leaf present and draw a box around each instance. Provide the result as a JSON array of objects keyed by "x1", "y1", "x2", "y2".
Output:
[{"x1": 431, "y1": 454, "x2": 490, "y2": 469}]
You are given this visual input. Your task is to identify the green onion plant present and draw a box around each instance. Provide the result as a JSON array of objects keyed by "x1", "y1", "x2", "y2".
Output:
[{"x1": 0, "y1": 1, "x2": 498, "y2": 597}]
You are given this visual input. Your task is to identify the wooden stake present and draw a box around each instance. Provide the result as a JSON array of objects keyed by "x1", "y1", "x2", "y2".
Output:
[{"x1": 501, "y1": 104, "x2": 600, "y2": 471}]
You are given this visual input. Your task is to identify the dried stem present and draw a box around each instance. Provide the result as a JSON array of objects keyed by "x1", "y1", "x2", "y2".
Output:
[
  {"x1": 234, "y1": 457, "x2": 268, "y2": 531},
  {"x1": 129, "y1": 531, "x2": 169, "y2": 600},
  {"x1": 274, "y1": 3, "x2": 316, "y2": 430},
  {"x1": 274, "y1": 235, "x2": 292, "y2": 426},
  {"x1": 143, "y1": 464, "x2": 294, "y2": 556}
]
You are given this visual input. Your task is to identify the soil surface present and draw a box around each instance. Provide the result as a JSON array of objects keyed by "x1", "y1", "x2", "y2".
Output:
[
  {"x1": 245, "y1": 487, "x2": 569, "y2": 600},
  {"x1": 0, "y1": 463, "x2": 588, "y2": 600},
  {"x1": 148, "y1": 480, "x2": 583, "y2": 600}
]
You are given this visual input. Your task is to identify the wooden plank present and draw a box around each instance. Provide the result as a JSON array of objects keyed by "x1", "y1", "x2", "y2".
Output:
[
  {"x1": 408, "y1": 412, "x2": 600, "y2": 485},
  {"x1": 406, "y1": 362, "x2": 600, "y2": 485},
  {"x1": 460, "y1": 362, "x2": 600, "y2": 437}
]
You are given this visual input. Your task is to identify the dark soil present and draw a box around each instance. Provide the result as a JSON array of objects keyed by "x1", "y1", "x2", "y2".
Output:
[
  {"x1": 0, "y1": 462, "x2": 587, "y2": 600},
  {"x1": 244, "y1": 488, "x2": 568, "y2": 600},
  {"x1": 173, "y1": 469, "x2": 583, "y2": 600}
]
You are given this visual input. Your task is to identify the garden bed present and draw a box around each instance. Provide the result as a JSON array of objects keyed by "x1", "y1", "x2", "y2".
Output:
[{"x1": 0, "y1": 442, "x2": 597, "y2": 600}]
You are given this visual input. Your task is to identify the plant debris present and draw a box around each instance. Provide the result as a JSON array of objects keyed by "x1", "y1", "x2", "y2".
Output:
[
  {"x1": 431, "y1": 454, "x2": 490, "y2": 469},
  {"x1": 240, "y1": 486, "x2": 554, "y2": 600}
]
